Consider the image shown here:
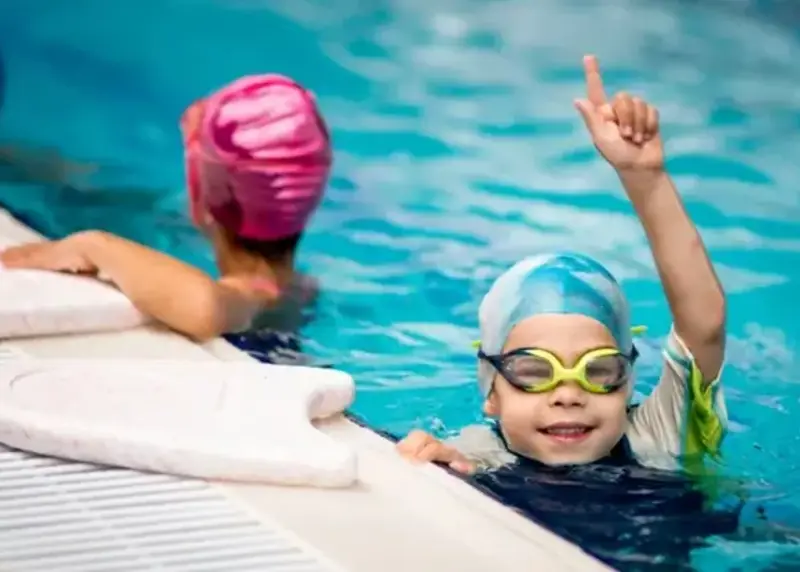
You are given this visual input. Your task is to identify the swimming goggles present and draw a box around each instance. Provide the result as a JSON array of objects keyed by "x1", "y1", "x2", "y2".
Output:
[
  {"x1": 475, "y1": 326, "x2": 644, "y2": 395},
  {"x1": 478, "y1": 346, "x2": 637, "y2": 394}
]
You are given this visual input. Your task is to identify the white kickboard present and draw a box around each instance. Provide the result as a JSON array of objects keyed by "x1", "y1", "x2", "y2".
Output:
[
  {"x1": 0, "y1": 352, "x2": 357, "y2": 488},
  {"x1": 0, "y1": 236, "x2": 148, "y2": 340}
]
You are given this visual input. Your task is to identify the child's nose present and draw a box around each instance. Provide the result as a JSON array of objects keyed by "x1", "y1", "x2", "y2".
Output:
[{"x1": 548, "y1": 380, "x2": 588, "y2": 408}]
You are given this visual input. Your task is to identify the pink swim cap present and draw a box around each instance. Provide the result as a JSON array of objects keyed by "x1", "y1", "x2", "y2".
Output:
[{"x1": 182, "y1": 74, "x2": 332, "y2": 241}]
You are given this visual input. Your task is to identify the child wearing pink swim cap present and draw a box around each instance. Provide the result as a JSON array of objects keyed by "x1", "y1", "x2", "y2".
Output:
[
  {"x1": 1, "y1": 74, "x2": 333, "y2": 348},
  {"x1": 182, "y1": 74, "x2": 331, "y2": 247}
]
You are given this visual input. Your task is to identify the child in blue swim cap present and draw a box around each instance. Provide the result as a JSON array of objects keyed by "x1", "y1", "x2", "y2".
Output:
[{"x1": 397, "y1": 55, "x2": 727, "y2": 473}]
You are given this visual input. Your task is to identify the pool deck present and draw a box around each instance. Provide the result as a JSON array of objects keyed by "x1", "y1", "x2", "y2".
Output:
[{"x1": 0, "y1": 209, "x2": 610, "y2": 572}]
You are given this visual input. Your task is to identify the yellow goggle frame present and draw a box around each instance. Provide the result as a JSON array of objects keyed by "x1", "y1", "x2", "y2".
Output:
[{"x1": 474, "y1": 325, "x2": 645, "y2": 394}]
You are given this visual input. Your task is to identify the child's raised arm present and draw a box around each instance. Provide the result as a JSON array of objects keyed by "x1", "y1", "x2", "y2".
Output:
[{"x1": 574, "y1": 55, "x2": 725, "y2": 381}]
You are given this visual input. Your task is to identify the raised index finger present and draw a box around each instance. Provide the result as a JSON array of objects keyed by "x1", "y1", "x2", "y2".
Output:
[{"x1": 583, "y1": 55, "x2": 607, "y2": 107}]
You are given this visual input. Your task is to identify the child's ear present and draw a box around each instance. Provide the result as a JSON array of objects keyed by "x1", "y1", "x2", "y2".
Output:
[{"x1": 483, "y1": 390, "x2": 499, "y2": 417}]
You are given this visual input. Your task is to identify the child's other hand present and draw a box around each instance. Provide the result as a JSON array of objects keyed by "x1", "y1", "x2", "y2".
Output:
[
  {"x1": 0, "y1": 232, "x2": 98, "y2": 275},
  {"x1": 396, "y1": 430, "x2": 476, "y2": 475},
  {"x1": 574, "y1": 55, "x2": 664, "y2": 174}
]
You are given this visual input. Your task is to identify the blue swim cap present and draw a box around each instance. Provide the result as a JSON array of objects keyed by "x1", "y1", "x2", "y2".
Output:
[{"x1": 477, "y1": 252, "x2": 632, "y2": 396}]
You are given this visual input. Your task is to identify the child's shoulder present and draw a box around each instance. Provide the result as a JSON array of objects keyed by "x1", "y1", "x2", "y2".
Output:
[
  {"x1": 624, "y1": 325, "x2": 728, "y2": 468},
  {"x1": 221, "y1": 271, "x2": 317, "y2": 304}
]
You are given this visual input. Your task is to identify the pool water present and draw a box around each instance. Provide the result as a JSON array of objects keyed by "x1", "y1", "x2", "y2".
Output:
[{"x1": 1, "y1": 0, "x2": 799, "y2": 569}]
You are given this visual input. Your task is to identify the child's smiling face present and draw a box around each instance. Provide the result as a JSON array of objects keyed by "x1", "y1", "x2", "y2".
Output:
[{"x1": 483, "y1": 313, "x2": 631, "y2": 466}]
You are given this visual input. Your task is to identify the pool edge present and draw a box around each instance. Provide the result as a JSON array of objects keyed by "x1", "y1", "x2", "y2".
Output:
[{"x1": 0, "y1": 208, "x2": 612, "y2": 572}]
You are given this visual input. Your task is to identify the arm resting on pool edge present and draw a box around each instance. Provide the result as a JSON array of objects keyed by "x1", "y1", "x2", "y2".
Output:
[
  {"x1": 2, "y1": 230, "x2": 268, "y2": 342},
  {"x1": 619, "y1": 170, "x2": 726, "y2": 382},
  {"x1": 74, "y1": 231, "x2": 273, "y2": 341}
]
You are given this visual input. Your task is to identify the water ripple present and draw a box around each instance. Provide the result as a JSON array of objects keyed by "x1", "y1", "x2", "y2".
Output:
[{"x1": 1, "y1": 0, "x2": 799, "y2": 567}]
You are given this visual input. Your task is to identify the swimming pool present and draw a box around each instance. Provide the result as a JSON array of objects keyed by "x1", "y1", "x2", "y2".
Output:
[{"x1": 1, "y1": 0, "x2": 799, "y2": 569}]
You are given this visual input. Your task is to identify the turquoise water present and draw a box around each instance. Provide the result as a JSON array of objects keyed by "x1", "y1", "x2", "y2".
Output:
[{"x1": 1, "y1": 0, "x2": 800, "y2": 569}]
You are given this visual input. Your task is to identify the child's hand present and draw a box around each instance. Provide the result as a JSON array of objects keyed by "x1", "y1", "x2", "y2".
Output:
[
  {"x1": 0, "y1": 232, "x2": 97, "y2": 275},
  {"x1": 574, "y1": 55, "x2": 664, "y2": 174},
  {"x1": 396, "y1": 430, "x2": 476, "y2": 475}
]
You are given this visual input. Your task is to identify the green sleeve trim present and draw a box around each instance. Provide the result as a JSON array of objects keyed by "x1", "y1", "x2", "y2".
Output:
[
  {"x1": 683, "y1": 358, "x2": 725, "y2": 459},
  {"x1": 663, "y1": 335, "x2": 731, "y2": 505}
]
